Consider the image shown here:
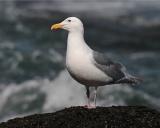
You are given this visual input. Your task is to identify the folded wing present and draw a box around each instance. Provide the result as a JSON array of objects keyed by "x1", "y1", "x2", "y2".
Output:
[{"x1": 93, "y1": 51, "x2": 141, "y2": 84}]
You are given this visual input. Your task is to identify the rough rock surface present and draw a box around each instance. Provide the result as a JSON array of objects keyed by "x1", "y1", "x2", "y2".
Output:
[{"x1": 0, "y1": 106, "x2": 160, "y2": 128}]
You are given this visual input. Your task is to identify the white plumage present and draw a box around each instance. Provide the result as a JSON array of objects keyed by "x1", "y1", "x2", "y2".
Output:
[{"x1": 66, "y1": 32, "x2": 112, "y2": 84}]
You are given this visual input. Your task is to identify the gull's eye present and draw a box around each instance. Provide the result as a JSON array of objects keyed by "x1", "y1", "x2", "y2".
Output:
[{"x1": 68, "y1": 19, "x2": 71, "y2": 22}]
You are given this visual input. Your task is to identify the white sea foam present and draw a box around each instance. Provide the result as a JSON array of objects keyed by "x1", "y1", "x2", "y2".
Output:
[
  {"x1": 41, "y1": 70, "x2": 86, "y2": 112},
  {"x1": 0, "y1": 81, "x2": 40, "y2": 111}
]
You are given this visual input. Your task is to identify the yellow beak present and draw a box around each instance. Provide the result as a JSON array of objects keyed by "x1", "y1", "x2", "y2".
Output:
[{"x1": 51, "y1": 23, "x2": 63, "y2": 30}]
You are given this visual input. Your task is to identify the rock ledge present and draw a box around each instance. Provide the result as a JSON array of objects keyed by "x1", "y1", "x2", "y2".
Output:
[{"x1": 0, "y1": 106, "x2": 160, "y2": 128}]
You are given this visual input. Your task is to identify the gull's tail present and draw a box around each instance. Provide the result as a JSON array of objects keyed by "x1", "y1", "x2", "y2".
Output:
[{"x1": 116, "y1": 75, "x2": 143, "y2": 85}]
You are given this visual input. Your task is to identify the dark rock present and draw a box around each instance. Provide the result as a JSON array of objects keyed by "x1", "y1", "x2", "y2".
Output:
[{"x1": 0, "y1": 106, "x2": 160, "y2": 128}]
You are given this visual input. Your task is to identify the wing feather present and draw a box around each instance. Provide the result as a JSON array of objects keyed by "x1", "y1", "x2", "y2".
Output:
[{"x1": 93, "y1": 51, "x2": 125, "y2": 81}]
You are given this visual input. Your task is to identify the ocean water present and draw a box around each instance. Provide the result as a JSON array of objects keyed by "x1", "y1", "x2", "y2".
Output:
[{"x1": 0, "y1": 1, "x2": 160, "y2": 122}]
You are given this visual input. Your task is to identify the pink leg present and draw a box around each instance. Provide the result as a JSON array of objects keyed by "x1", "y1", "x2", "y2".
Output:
[{"x1": 83, "y1": 86, "x2": 97, "y2": 109}]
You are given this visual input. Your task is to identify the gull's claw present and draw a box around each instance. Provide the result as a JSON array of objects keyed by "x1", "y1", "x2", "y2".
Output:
[{"x1": 83, "y1": 104, "x2": 96, "y2": 109}]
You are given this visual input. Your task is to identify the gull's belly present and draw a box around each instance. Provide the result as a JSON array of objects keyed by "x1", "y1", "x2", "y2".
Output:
[{"x1": 66, "y1": 52, "x2": 112, "y2": 85}]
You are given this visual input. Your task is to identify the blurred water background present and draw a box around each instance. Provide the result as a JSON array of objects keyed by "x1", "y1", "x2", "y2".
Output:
[{"x1": 0, "y1": 0, "x2": 160, "y2": 122}]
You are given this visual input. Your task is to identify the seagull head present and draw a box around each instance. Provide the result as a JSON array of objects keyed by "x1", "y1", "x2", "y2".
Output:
[{"x1": 51, "y1": 17, "x2": 84, "y2": 33}]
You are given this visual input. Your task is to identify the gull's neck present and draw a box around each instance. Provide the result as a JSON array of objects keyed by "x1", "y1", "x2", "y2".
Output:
[{"x1": 67, "y1": 31, "x2": 91, "y2": 54}]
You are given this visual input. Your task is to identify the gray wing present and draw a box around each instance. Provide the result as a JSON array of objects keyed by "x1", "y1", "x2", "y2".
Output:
[{"x1": 93, "y1": 51, "x2": 125, "y2": 81}]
